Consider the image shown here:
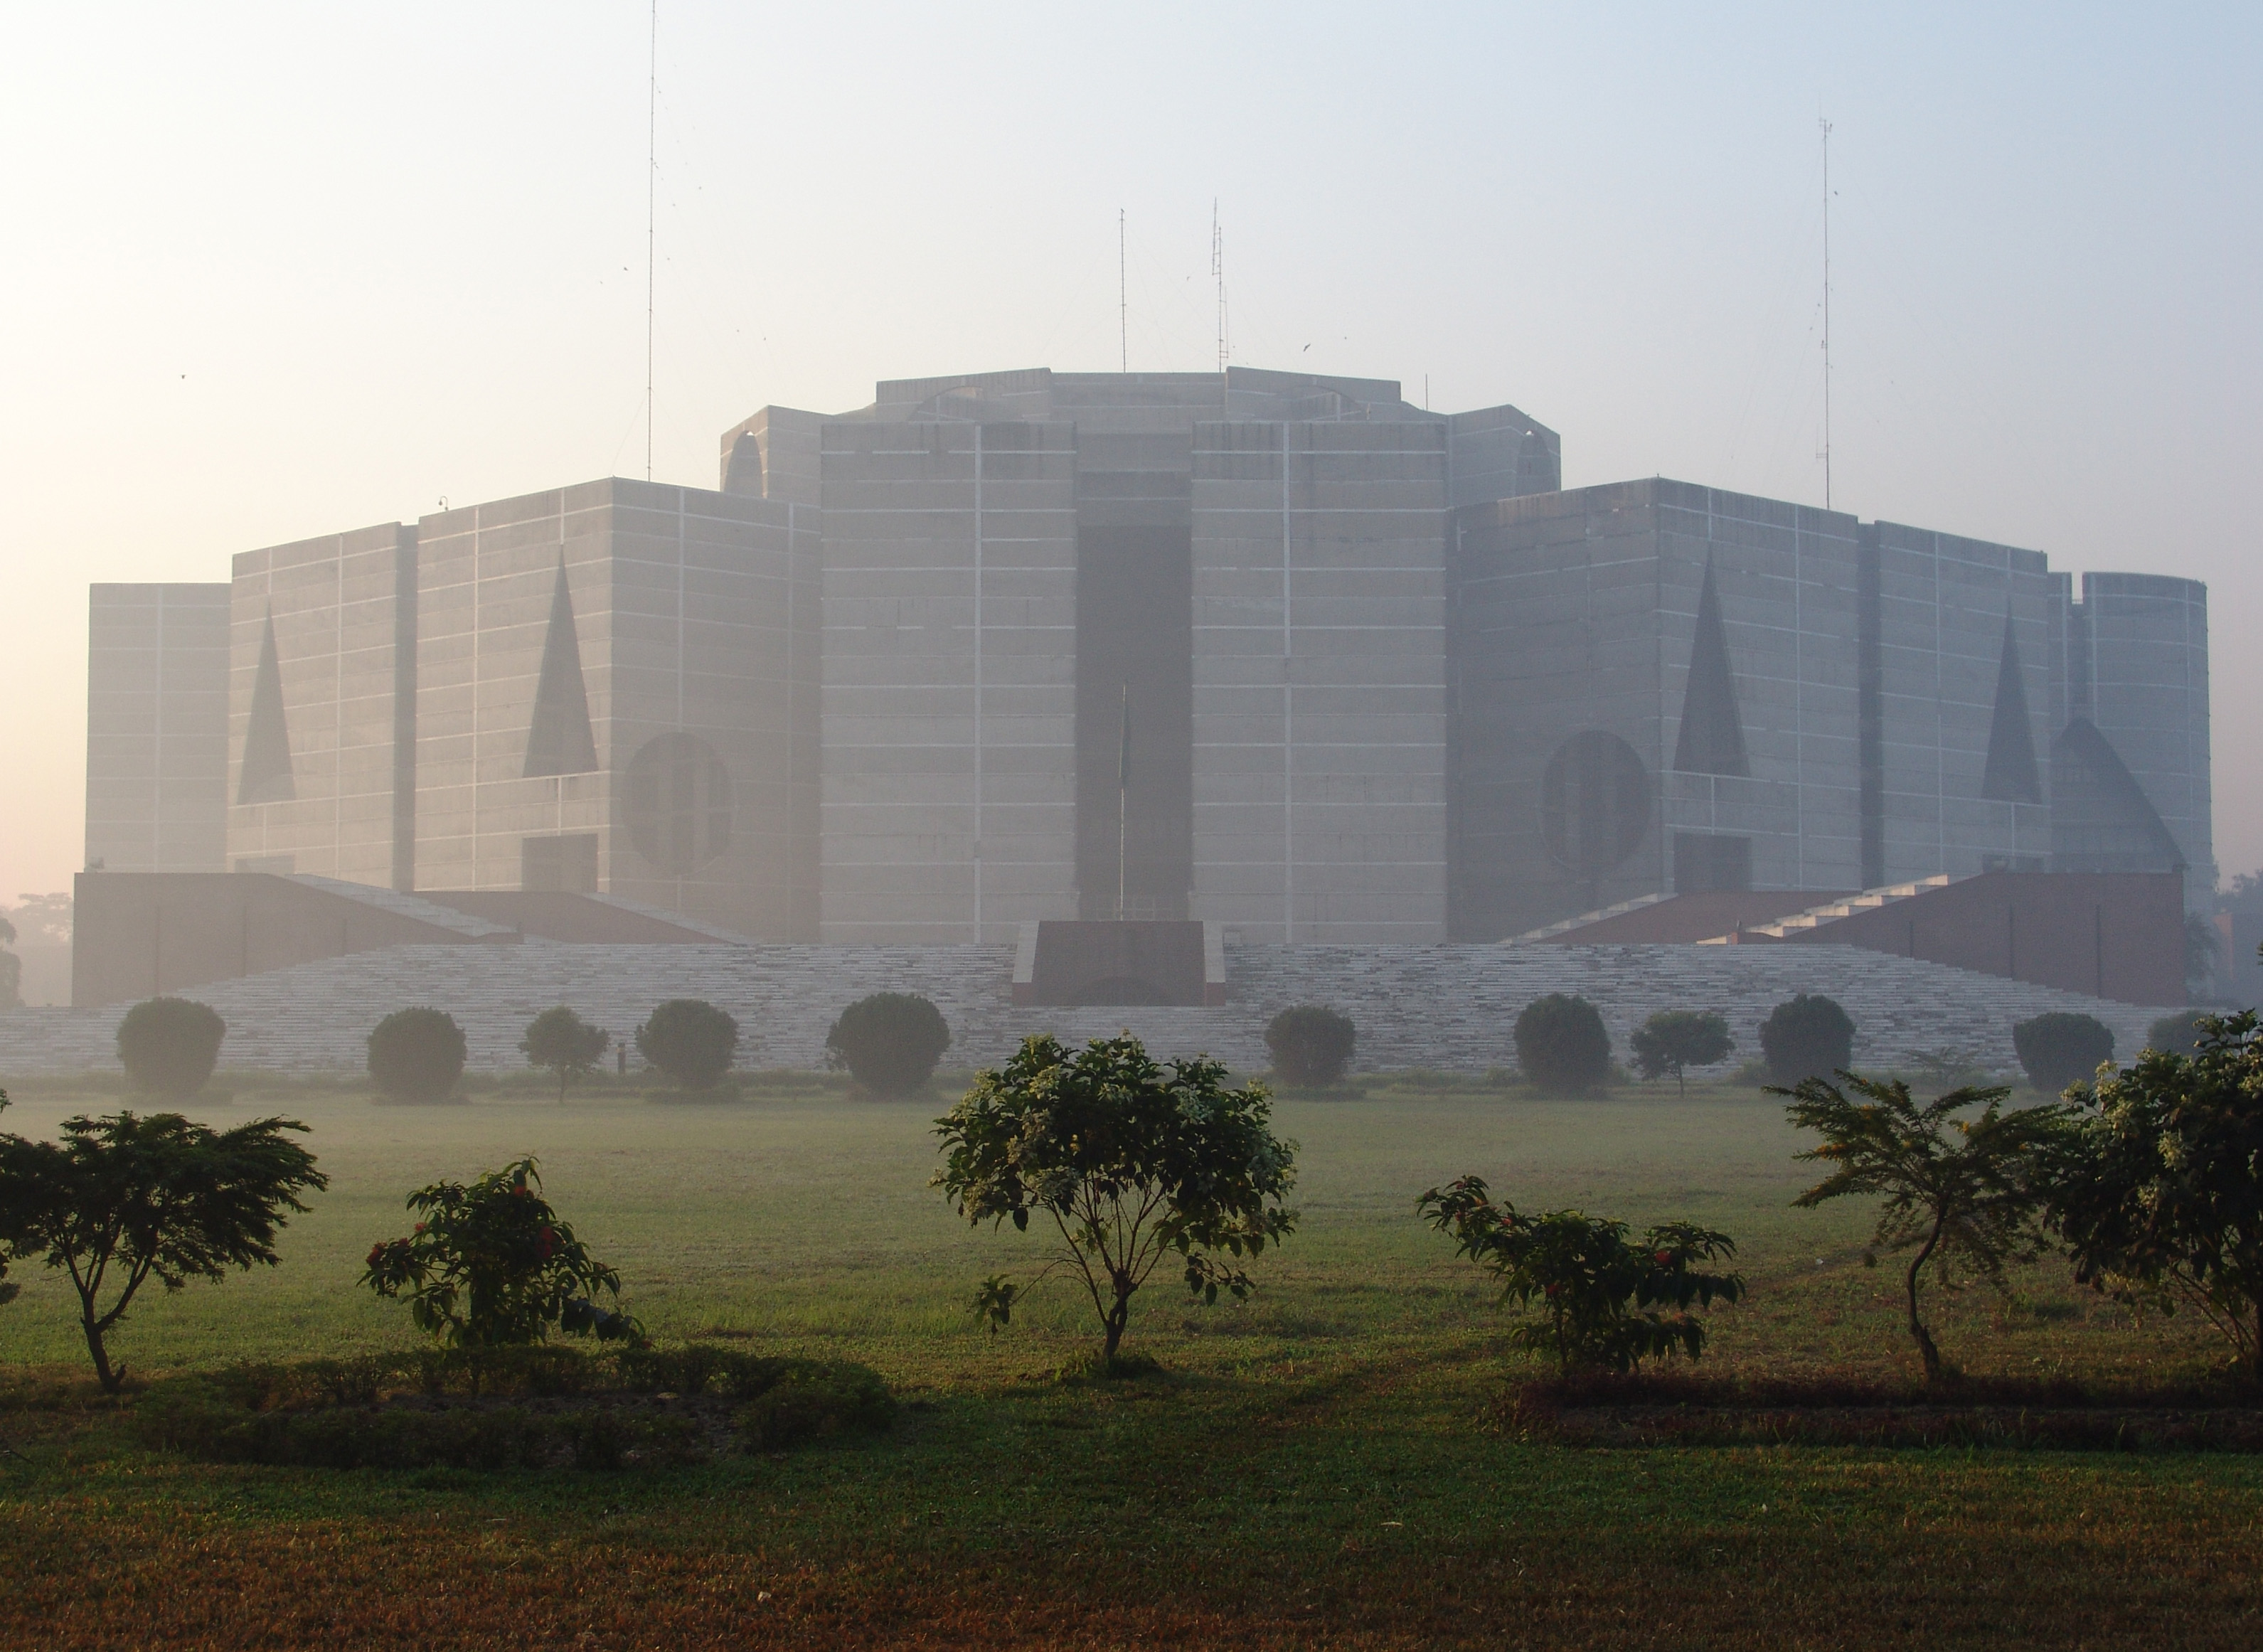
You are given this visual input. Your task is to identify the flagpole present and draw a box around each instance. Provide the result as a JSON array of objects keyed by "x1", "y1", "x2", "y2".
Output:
[{"x1": 1117, "y1": 686, "x2": 1129, "y2": 922}]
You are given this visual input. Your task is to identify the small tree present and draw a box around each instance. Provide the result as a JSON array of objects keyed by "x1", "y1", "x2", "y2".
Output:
[
  {"x1": 1782, "y1": 1074, "x2": 2072, "y2": 1385},
  {"x1": 0, "y1": 1090, "x2": 13, "y2": 1306},
  {"x1": 519, "y1": 1006, "x2": 610, "y2": 1104},
  {"x1": 1629, "y1": 1010, "x2": 1735, "y2": 1097},
  {"x1": 2146, "y1": 1011, "x2": 2209, "y2": 1059},
  {"x1": 2012, "y1": 1012, "x2": 2114, "y2": 1094},
  {"x1": 1514, "y1": 993, "x2": 1611, "y2": 1095},
  {"x1": 115, "y1": 997, "x2": 226, "y2": 1100},
  {"x1": 1264, "y1": 1004, "x2": 1357, "y2": 1087},
  {"x1": 2050, "y1": 1012, "x2": 2263, "y2": 1382},
  {"x1": 0, "y1": 1110, "x2": 326, "y2": 1390},
  {"x1": 1417, "y1": 1176, "x2": 1742, "y2": 1374},
  {"x1": 0, "y1": 915, "x2": 20, "y2": 1011},
  {"x1": 932, "y1": 1033, "x2": 1297, "y2": 1362},
  {"x1": 635, "y1": 998, "x2": 738, "y2": 1090},
  {"x1": 2186, "y1": 912, "x2": 2221, "y2": 998},
  {"x1": 825, "y1": 992, "x2": 952, "y2": 1095},
  {"x1": 368, "y1": 1008, "x2": 467, "y2": 1103},
  {"x1": 1759, "y1": 993, "x2": 1854, "y2": 1087},
  {"x1": 361, "y1": 1158, "x2": 642, "y2": 1361}
]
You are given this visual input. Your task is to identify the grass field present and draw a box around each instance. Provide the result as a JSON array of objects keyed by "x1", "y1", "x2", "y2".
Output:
[{"x1": 2, "y1": 1072, "x2": 2259, "y2": 1648}]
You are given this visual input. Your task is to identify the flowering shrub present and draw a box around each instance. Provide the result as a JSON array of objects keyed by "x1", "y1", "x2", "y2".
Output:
[
  {"x1": 361, "y1": 1158, "x2": 642, "y2": 1357},
  {"x1": 2052, "y1": 1011, "x2": 2263, "y2": 1382},
  {"x1": 1418, "y1": 1175, "x2": 1742, "y2": 1374}
]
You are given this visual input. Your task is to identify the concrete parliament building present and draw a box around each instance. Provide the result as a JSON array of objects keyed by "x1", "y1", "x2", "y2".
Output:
[{"x1": 85, "y1": 366, "x2": 2212, "y2": 950}]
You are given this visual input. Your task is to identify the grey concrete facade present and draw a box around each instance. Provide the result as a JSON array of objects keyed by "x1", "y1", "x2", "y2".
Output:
[
  {"x1": 1450, "y1": 481, "x2": 1863, "y2": 940},
  {"x1": 227, "y1": 526, "x2": 416, "y2": 888},
  {"x1": 2073, "y1": 572, "x2": 2213, "y2": 902},
  {"x1": 1864, "y1": 523, "x2": 2056, "y2": 885},
  {"x1": 90, "y1": 363, "x2": 2209, "y2": 951},
  {"x1": 1451, "y1": 479, "x2": 2208, "y2": 941},
  {"x1": 1191, "y1": 417, "x2": 1451, "y2": 942},
  {"x1": 85, "y1": 583, "x2": 230, "y2": 874},
  {"x1": 782, "y1": 368, "x2": 1548, "y2": 944},
  {"x1": 414, "y1": 479, "x2": 819, "y2": 939},
  {"x1": 812, "y1": 418, "x2": 1080, "y2": 943}
]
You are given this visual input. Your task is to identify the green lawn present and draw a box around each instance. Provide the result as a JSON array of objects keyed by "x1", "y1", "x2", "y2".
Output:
[{"x1": 1, "y1": 1075, "x2": 2257, "y2": 1648}]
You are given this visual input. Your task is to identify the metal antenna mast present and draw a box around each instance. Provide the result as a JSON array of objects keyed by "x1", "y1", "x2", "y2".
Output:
[
  {"x1": 1118, "y1": 208, "x2": 1127, "y2": 373},
  {"x1": 645, "y1": 1, "x2": 657, "y2": 482},
  {"x1": 1819, "y1": 114, "x2": 1832, "y2": 511},
  {"x1": 1210, "y1": 200, "x2": 1227, "y2": 376}
]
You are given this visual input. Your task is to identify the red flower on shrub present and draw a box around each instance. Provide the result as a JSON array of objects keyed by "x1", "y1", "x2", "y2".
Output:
[{"x1": 1654, "y1": 1250, "x2": 1673, "y2": 1267}]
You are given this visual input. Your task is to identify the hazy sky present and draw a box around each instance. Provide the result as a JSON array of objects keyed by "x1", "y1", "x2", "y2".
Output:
[{"x1": 4, "y1": 3, "x2": 2257, "y2": 903}]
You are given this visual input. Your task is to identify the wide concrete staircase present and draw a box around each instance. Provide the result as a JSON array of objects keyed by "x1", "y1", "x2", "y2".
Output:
[
  {"x1": 0, "y1": 939, "x2": 2182, "y2": 1081},
  {"x1": 1701, "y1": 875, "x2": 1964, "y2": 942}
]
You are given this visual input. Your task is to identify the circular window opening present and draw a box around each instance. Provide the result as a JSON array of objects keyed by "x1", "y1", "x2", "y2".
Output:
[
  {"x1": 622, "y1": 732, "x2": 733, "y2": 877},
  {"x1": 1540, "y1": 730, "x2": 1651, "y2": 878}
]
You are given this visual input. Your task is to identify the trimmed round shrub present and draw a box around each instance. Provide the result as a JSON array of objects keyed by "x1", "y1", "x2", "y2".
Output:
[
  {"x1": 367, "y1": 1008, "x2": 468, "y2": 1103},
  {"x1": 115, "y1": 996, "x2": 226, "y2": 1099},
  {"x1": 635, "y1": 998, "x2": 739, "y2": 1090},
  {"x1": 2013, "y1": 1011, "x2": 2115, "y2": 1094},
  {"x1": 1513, "y1": 993, "x2": 1612, "y2": 1095},
  {"x1": 2146, "y1": 1010, "x2": 2210, "y2": 1059},
  {"x1": 1758, "y1": 993, "x2": 1855, "y2": 1087},
  {"x1": 825, "y1": 992, "x2": 952, "y2": 1095},
  {"x1": 1264, "y1": 1004, "x2": 1357, "y2": 1087}
]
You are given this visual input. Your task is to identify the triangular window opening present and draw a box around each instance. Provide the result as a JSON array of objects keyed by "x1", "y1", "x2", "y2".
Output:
[
  {"x1": 1671, "y1": 559, "x2": 1748, "y2": 777},
  {"x1": 524, "y1": 560, "x2": 599, "y2": 778},
  {"x1": 2050, "y1": 718, "x2": 2184, "y2": 873},
  {"x1": 1980, "y1": 612, "x2": 2043, "y2": 804},
  {"x1": 237, "y1": 609, "x2": 295, "y2": 805}
]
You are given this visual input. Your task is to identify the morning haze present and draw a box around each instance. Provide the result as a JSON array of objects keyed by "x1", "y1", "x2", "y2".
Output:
[
  {"x1": 3, "y1": 4, "x2": 2257, "y2": 909},
  {"x1": 5, "y1": 11, "x2": 2263, "y2": 1648}
]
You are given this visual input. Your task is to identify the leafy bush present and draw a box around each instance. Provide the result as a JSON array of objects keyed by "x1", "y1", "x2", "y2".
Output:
[
  {"x1": 1418, "y1": 1176, "x2": 1743, "y2": 1373},
  {"x1": 1264, "y1": 1005, "x2": 1357, "y2": 1087},
  {"x1": 367, "y1": 1008, "x2": 467, "y2": 1102},
  {"x1": 934, "y1": 1033, "x2": 1297, "y2": 1360},
  {"x1": 824, "y1": 992, "x2": 952, "y2": 1095},
  {"x1": 1629, "y1": 1010, "x2": 1735, "y2": 1096},
  {"x1": 2146, "y1": 1011, "x2": 2210, "y2": 1059},
  {"x1": 734, "y1": 1362, "x2": 897, "y2": 1449},
  {"x1": 134, "y1": 1375, "x2": 560, "y2": 1471},
  {"x1": 634, "y1": 998, "x2": 738, "y2": 1090},
  {"x1": 361, "y1": 1158, "x2": 643, "y2": 1359},
  {"x1": 0, "y1": 1091, "x2": 11, "y2": 1307},
  {"x1": 1513, "y1": 994, "x2": 1611, "y2": 1094},
  {"x1": 613, "y1": 1344, "x2": 894, "y2": 1436},
  {"x1": 519, "y1": 1006, "x2": 610, "y2": 1103},
  {"x1": 2052, "y1": 1011, "x2": 2263, "y2": 1382},
  {"x1": 134, "y1": 1345, "x2": 894, "y2": 1471},
  {"x1": 1758, "y1": 993, "x2": 1854, "y2": 1087},
  {"x1": 115, "y1": 997, "x2": 226, "y2": 1099},
  {"x1": 2013, "y1": 1012, "x2": 2114, "y2": 1094}
]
